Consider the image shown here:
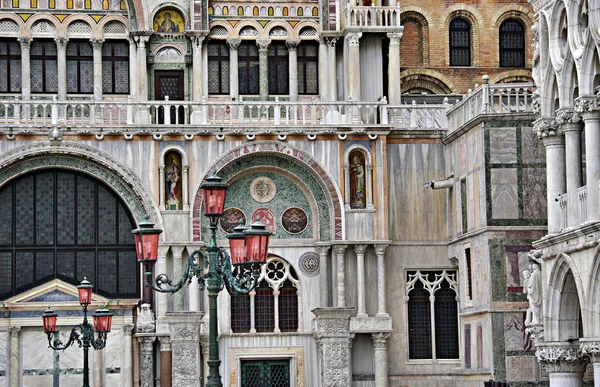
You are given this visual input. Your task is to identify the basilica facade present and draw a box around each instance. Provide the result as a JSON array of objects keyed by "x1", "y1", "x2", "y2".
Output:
[{"x1": 0, "y1": 0, "x2": 564, "y2": 385}]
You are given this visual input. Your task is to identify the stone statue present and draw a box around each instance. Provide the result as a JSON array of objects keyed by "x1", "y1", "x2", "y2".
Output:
[
  {"x1": 136, "y1": 303, "x2": 156, "y2": 333},
  {"x1": 349, "y1": 155, "x2": 365, "y2": 209},
  {"x1": 523, "y1": 252, "x2": 543, "y2": 327}
]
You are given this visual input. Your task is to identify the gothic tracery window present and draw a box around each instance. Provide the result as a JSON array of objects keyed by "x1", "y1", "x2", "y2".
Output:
[
  {"x1": 407, "y1": 270, "x2": 459, "y2": 360},
  {"x1": 499, "y1": 19, "x2": 525, "y2": 67},
  {"x1": 449, "y1": 18, "x2": 471, "y2": 67},
  {"x1": 230, "y1": 257, "x2": 299, "y2": 333},
  {"x1": 0, "y1": 40, "x2": 21, "y2": 93}
]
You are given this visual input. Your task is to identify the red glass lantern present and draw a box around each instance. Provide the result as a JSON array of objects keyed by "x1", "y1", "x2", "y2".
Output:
[
  {"x1": 41, "y1": 306, "x2": 58, "y2": 333},
  {"x1": 227, "y1": 222, "x2": 248, "y2": 265},
  {"x1": 201, "y1": 173, "x2": 228, "y2": 217},
  {"x1": 77, "y1": 278, "x2": 93, "y2": 306},
  {"x1": 245, "y1": 218, "x2": 271, "y2": 264},
  {"x1": 132, "y1": 220, "x2": 163, "y2": 263},
  {"x1": 92, "y1": 307, "x2": 113, "y2": 333}
]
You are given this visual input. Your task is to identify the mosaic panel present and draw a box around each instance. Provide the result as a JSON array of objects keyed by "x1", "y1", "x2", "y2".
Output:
[
  {"x1": 219, "y1": 207, "x2": 246, "y2": 233},
  {"x1": 282, "y1": 207, "x2": 308, "y2": 234},
  {"x1": 252, "y1": 208, "x2": 276, "y2": 234},
  {"x1": 299, "y1": 252, "x2": 319, "y2": 276}
]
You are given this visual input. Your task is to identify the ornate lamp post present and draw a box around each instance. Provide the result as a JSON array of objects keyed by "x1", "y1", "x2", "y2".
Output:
[
  {"x1": 41, "y1": 278, "x2": 114, "y2": 387},
  {"x1": 132, "y1": 173, "x2": 271, "y2": 387}
]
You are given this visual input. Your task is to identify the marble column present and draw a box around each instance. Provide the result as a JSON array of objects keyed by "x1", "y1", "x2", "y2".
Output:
[
  {"x1": 183, "y1": 165, "x2": 190, "y2": 211},
  {"x1": 344, "y1": 163, "x2": 351, "y2": 209},
  {"x1": 91, "y1": 38, "x2": 104, "y2": 104},
  {"x1": 137, "y1": 336, "x2": 156, "y2": 387},
  {"x1": 189, "y1": 276, "x2": 201, "y2": 312},
  {"x1": 129, "y1": 38, "x2": 137, "y2": 100},
  {"x1": 273, "y1": 290, "x2": 281, "y2": 332},
  {"x1": 156, "y1": 246, "x2": 170, "y2": 332},
  {"x1": 94, "y1": 346, "x2": 103, "y2": 387},
  {"x1": 9, "y1": 326, "x2": 20, "y2": 387},
  {"x1": 581, "y1": 340, "x2": 600, "y2": 387},
  {"x1": 121, "y1": 324, "x2": 134, "y2": 387},
  {"x1": 375, "y1": 244, "x2": 388, "y2": 317},
  {"x1": 386, "y1": 32, "x2": 402, "y2": 105},
  {"x1": 227, "y1": 38, "x2": 241, "y2": 101},
  {"x1": 333, "y1": 245, "x2": 348, "y2": 307},
  {"x1": 575, "y1": 96, "x2": 600, "y2": 221},
  {"x1": 171, "y1": 246, "x2": 185, "y2": 311},
  {"x1": 354, "y1": 244, "x2": 368, "y2": 317},
  {"x1": 133, "y1": 33, "x2": 151, "y2": 123},
  {"x1": 256, "y1": 39, "x2": 271, "y2": 101},
  {"x1": 346, "y1": 32, "x2": 362, "y2": 102},
  {"x1": 326, "y1": 38, "x2": 338, "y2": 101},
  {"x1": 286, "y1": 39, "x2": 300, "y2": 102},
  {"x1": 366, "y1": 164, "x2": 374, "y2": 209},
  {"x1": 535, "y1": 118, "x2": 566, "y2": 234},
  {"x1": 190, "y1": 35, "x2": 205, "y2": 124},
  {"x1": 55, "y1": 37, "x2": 68, "y2": 121},
  {"x1": 316, "y1": 245, "x2": 331, "y2": 307},
  {"x1": 312, "y1": 308, "x2": 355, "y2": 387},
  {"x1": 536, "y1": 343, "x2": 588, "y2": 387},
  {"x1": 555, "y1": 108, "x2": 583, "y2": 227},
  {"x1": 372, "y1": 332, "x2": 391, "y2": 387},
  {"x1": 159, "y1": 165, "x2": 166, "y2": 210},
  {"x1": 318, "y1": 39, "x2": 329, "y2": 101},
  {"x1": 168, "y1": 312, "x2": 204, "y2": 387},
  {"x1": 159, "y1": 336, "x2": 173, "y2": 387},
  {"x1": 18, "y1": 37, "x2": 31, "y2": 104}
]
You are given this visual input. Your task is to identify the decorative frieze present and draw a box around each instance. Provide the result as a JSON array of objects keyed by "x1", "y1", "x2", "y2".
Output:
[{"x1": 536, "y1": 344, "x2": 588, "y2": 373}]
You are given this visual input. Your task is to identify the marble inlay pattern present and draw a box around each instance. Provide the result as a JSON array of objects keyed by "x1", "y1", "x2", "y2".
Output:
[
  {"x1": 506, "y1": 356, "x2": 537, "y2": 381},
  {"x1": 504, "y1": 312, "x2": 527, "y2": 351},
  {"x1": 522, "y1": 168, "x2": 547, "y2": 219},
  {"x1": 299, "y1": 252, "x2": 320, "y2": 276},
  {"x1": 521, "y1": 126, "x2": 545, "y2": 165},
  {"x1": 0, "y1": 330, "x2": 6, "y2": 377},
  {"x1": 219, "y1": 208, "x2": 246, "y2": 233},
  {"x1": 489, "y1": 128, "x2": 517, "y2": 164},
  {"x1": 491, "y1": 169, "x2": 519, "y2": 219}
]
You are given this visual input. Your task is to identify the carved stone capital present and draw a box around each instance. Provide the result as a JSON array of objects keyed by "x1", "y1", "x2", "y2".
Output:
[
  {"x1": 581, "y1": 340, "x2": 600, "y2": 362},
  {"x1": 159, "y1": 336, "x2": 172, "y2": 352},
  {"x1": 372, "y1": 332, "x2": 391, "y2": 349},
  {"x1": 354, "y1": 244, "x2": 368, "y2": 255},
  {"x1": 137, "y1": 335, "x2": 156, "y2": 353},
  {"x1": 18, "y1": 36, "x2": 31, "y2": 48},
  {"x1": 346, "y1": 32, "x2": 362, "y2": 46},
  {"x1": 536, "y1": 343, "x2": 588, "y2": 373},
  {"x1": 575, "y1": 95, "x2": 600, "y2": 119},
  {"x1": 89, "y1": 38, "x2": 104, "y2": 50},
  {"x1": 525, "y1": 324, "x2": 544, "y2": 345},
  {"x1": 55, "y1": 36, "x2": 69, "y2": 49},
  {"x1": 312, "y1": 307, "x2": 355, "y2": 339},
  {"x1": 534, "y1": 118, "x2": 563, "y2": 145},
  {"x1": 226, "y1": 37, "x2": 241, "y2": 51},
  {"x1": 374, "y1": 244, "x2": 388, "y2": 256},
  {"x1": 190, "y1": 35, "x2": 205, "y2": 49},
  {"x1": 386, "y1": 32, "x2": 403, "y2": 45},
  {"x1": 286, "y1": 39, "x2": 301, "y2": 51},
  {"x1": 554, "y1": 108, "x2": 582, "y2": 131},
  {"x1": 324, "y1": 37, "x2": 338, "y2": 47},
  {"x1": 9, "y1": 326, "x2": 20, "y2": 336},
  {"x1": 256, "y1": 38, "x2": 271, "y2": 51},
  {"x1": 315, "y1": 245, "x2": 331, "y2": 256},
  {"x1": 167, "y1": 311, "x2": 204, "y2": 342},
  {"x1": 333, "y1": 244, "x2": 348, "y2": 255},
  {"x1": 123, "y1": 323, "x2": 135, "y2": 335}
]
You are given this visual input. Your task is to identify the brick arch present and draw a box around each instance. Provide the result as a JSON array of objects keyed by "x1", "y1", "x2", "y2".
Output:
[
  {"x1": 441, "y1": 6, "x2": 484, "y2": 66},
  {"x1": 401, "y1": 69, "x2": 456, "y2": 94},
  {"x1": 489, "y1": 70, "x2": 534, "y2": 84},
  {"x1": 191, "y1": 142, "x2": 343, "y2": 241},
  {"x1": 401, "y1": 11, "x2": 429, "y2": 67}
]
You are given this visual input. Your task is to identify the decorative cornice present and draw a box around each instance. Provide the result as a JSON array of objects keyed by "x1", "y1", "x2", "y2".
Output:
[{"x1": 536, "y1": 343, "x2": 588, "y2": 373}]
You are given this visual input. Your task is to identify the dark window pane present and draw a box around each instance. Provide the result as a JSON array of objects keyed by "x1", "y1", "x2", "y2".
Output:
[
  {"x1": 255, "y1": 281, "x2": 274, "y2": 332},
  {"x1": 102, "y1": 41, "x2": 129, "y2": 94},
  {"x1": 500, "y1": 19, "x2": 525, "y2": 67},
  {"x1": 408, "y1": 282, "x2": 432, "y2": 359},
  {"x1": 231, "y1": 292, "x2": 251, "y2": 332},
  {"x1": 435, "y1": 283, "x2": 459, "y2": 359},
  {"x1": 35, "y1": 172, "x2": 54, "y2": 245},
  {"x1": 0, "y1": 252, "x2": 12, "y2": 296},
  {"x1": 207, "y1": 42, "x2": 230, "y2": 95},
  {"x1": 0, "y1": 185, "x2": 12, "y2": 245},
  {"x1": 278, "y1": 280, "x2": 298, "y2": 332},
  {"x1": 268, "y1": 43, "x2": 289, "y2": 95},
  {"x1": 450, "y1": 18, "x2": 471, "y2": 66},
  {"x1": 0, "y1": 40, "x2": 21, "y2": 93}
]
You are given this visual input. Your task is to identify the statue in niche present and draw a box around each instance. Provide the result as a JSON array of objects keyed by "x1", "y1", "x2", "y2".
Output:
[
  {"x1": 523, "y1": 252, "x2": 542, "y2": 327},
  {"x1": 349, "y1": 151, "x2": 366, "y2": 209},
  {"x1": 136, "y1": 303, "x2": 156, "y2": 333},
  {"x1": 165, "y1": 151, "x2": 182, "y2": 210},
  {"x1": 153, "y1": 9, "x2": 184, "y2": 33}
]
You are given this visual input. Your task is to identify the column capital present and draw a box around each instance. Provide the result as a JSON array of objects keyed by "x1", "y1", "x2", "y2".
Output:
[
  {"x1": 55, "y1": 36, "x2": 69, "y2": 48},
  {"x1": 89, "y1": 38, "x2": 104, "y2": 49},
  {"x1": 386, "y1": 32, "x2": 403, "y2": 45},
  {"x1": 123, "y1": 323, "x2": 134, "y2": 335},
  {"x1": 286, "y1": 39, "x2": 301, "y2": 51},
  {"x1": 132, "y1": 33, "x2": 151, "y2": 47},
  {"x1": 137, "y1": 335, "x2": 156, "y2": 352},
  {"x1": 346, "y1": 32, "x2": 362, "y2": 46},
  {"x1": 575, "y1": 95, "x2": 600, "y2": 120},
  {"x1": 256, "y1": 38, "x2": 271, "y2": 51},
  {"x1": 333, "y1": 244, "x2": 348, "y2": 255},
  {"x1": 18, "y1": 36, "x2": 31, "y2": 48},
  {"x1": 535, "y1": 343, "x2": 588, "y2": 373},
  {"x1": 158, "y1": 335, "x2": 172, "y2": 351},
  {"x1": 581, "y1": 339, "x2": 600, "y2": 362},
  {"x1": 227, "y1": 37, "x2": 241, "y2": 51},
  {"x1": 190, "y1": 35, "x2": 205, "y2": 49},
  {"x1": 534, "y1": 117, "x2": 564, "y2": 145},
  {"x1": 324, "y1": 37, "x2": 339, "y2": 47},
  {"x1": 374, "y1": 244, "x2": 388, "y2": 256},
  {"x1": 371, "y1": 332, "x2": 391, "y2": 348},
  {"x1": 315, "y1": 245, "x2": 331, "y2": 255},
  {"x1": 554, "y1": 107, "x2": 582, "y2": 132},
  {"x1": 353, "y1": 244, "x2": 368, "y2": 255},
  {"x1": 8, "y1": 326, "x2": 20, "y2": 336}
]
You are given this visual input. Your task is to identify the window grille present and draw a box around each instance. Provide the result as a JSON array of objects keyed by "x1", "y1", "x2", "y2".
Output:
[
  {"x1": 66, "y1": 40, "x2": 93, "y2": 94},
  {"x1": 208, "y1": 42, "x2": 230, "y2": 95},
  {"x1": 268, "y1": 42, "x2": 289, "y2": 95},
  {"x1": 278, "y1": 280, "x2": 298, "y2": 332},
  {"x1": 231, "y1": 292, "x2": 251, "y2": 332},
  {"x1": 238, "y1": 42, "x2": 259, "y2": 94},
  {"x1": 67, "y1": 21, "x2": 92, "y2": 35},
  {"x1": 0, "y1": 169, "x2": 139, "y2": 300},
  {"x1": 297, "y1": 42, "x2": 318, "y2": 95},
  {"x1": 31, "y1": 40, "x2": 58, "y2": 93},
  {"x1": 0, "y1": 20, "x2": 20, "y2": 33},
  {"x1": 0, "y1": 40, "x2": 21, "y2": 93},
  {"x1": 299, "y1": 27, "x2": 317, "y2": 37},
  {"x1": 499, "y1": 19, "x2": 525, "y2": 67},
  {"x1": 209, "y1": 26, "x2": 228, "y2": 38},
  {"x1": 449, "y1": 18, "x2": 471, "y2": 66},
  {"x1": 103, "y1": 21, "x2": 127, "y2": 35},
  {"x1": 255, "y1": 280, "x2": 275, "y2": 332},
  {"x1": 102, "y1": 41, "x2": 129, "y2": 94},
  {"x1": 406, "y1": 270, "x2": 459, "y2": 360}
]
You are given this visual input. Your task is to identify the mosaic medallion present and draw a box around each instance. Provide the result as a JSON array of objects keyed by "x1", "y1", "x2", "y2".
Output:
[
  {"x1": 219, "y1": 208, "x2": 246, "y2": 233},
  {"x1": 250, "y1": 176, "x2": 277, "y2": 203},
  {"x1": 299, "y1": 252, "x2": 320, "y2": 276},
  {"x1": 252, "y1": 208, "x2": 276, "y2": 234},
  {"x1": 281, "y1": 207, "x2": 308, "y2": 234}
]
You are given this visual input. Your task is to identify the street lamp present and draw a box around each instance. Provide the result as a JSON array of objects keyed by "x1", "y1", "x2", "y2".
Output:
[
  {"x1": 41, "y1": 278, "x2": 113, "y2": 387},
  {"x1": 132, "y1": 172, "x2": 271, "y2": 387}
]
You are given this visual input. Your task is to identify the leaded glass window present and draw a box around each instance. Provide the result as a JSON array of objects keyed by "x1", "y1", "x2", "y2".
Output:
[
  {"x1": 279, "y1": 280, "x2": 298, "y2": 332},
  {"x1": 31, "y1": 40, "x2": 58, "y2": 93},
  {"x1": 500, "y1": 19, "x2": 525, "y2": 67},
  {"x1": 0, "y1": 169, "x2": 139, "y2": 300},
  {"x1": 239, "y1": 42, "x2": 259, "y2": 94},
  {"x1": 0, "y1": 40, "x2": 21, "y2": 93},
  {"x1": 268, "y1": 42, "x2": 289, "y2": 95},
  {"x1": 297, "y1": 42, "x2": 318, "y2": 95},
  {"x1": 208, "y1": 42, "x2": 230, "y2": 95},
  {"x1": 449, "y1": 18, "x2": 471, "y2": 67},
  {"x1": 231, "y1": 292, "x2": 251, "y2": 332},
  {"x1": 406, "y1": 270, "x2": 459, "y2": 360},
  {"x1": 66, "y1": 40, "x2": 93, "y2": 94},
  {"x1": 102, "y1": 41, "x2": 129, "y2": 94},
  {"x1": 255, "y1": 280, "x2": 275, "y2": 332}
]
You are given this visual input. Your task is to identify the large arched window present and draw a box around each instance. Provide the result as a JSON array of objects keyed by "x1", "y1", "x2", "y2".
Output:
[
  {"x1": 0, "y1": 169, "x2": 139, "y2": 299},
  {"x1": 230, "y1": 257, "x2": 299, "y2": 333},
  {"x1": 0, "y1": 39, "x2": 21, "y2": 93},
  {"x1": 406, "y1": 270, "x2": 459, "y2": 360},
  {"x1": 499, "y1": 19, "x2": 525, "y2": 67},
  {"x1": 449, "y1": 18, "x2": 471, "y2": 66}
]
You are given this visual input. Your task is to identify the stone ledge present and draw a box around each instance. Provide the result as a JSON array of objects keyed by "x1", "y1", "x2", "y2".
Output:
[{"x1": 349, "y1": 316, "x2": 392, "y2": 333}]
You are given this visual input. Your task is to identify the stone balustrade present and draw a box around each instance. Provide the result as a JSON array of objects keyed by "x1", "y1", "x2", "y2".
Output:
[
  {"x1": 551, "y1": 186, "x2": 597, "y2": 231},
  {"x1": 344, "y1": 4, "x2": 401, "y2": 29},
  {"x1": 387, "y1": 100, "x2": 450, "y2": 130}
]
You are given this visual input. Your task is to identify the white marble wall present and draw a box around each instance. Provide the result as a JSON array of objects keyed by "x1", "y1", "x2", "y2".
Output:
[{"x1": 0, "y1": 330, "x2": 6, "y2": 387}]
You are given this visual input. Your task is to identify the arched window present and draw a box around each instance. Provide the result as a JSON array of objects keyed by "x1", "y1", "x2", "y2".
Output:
[
  {"x1": 31, "y1": 40, "x2": 58, "y2": 93},
  {"x1": 499, "y1": 19, "x2": 525, "y2": 67},
  {"x1": 0, "y1": 169, "x2": 139, "y2": 300},
  {"x1": 297, "y1": 42, "x2": 318, "y2": 95},
  {"x1": 66, "y1": 40, "x2": 93, "y2": 94},
  {"x1": 207, "y1": 41, "x2": 230, "y2": 95},
  {"x1": 449, "y1": 18, "x2": 471, "y2": 66},
  {"x1": 230, "y1": 257, "x2": 299, "y2": 333},
  {"x1": 102, "y1": 40, "x2": 129, "y2": 94},
  {"x1": 0, "y1": 39, "x2": 21, "y2": 93},
  {"x1": 406, "y1": 270, "x2": 459, "y2": 360},
  {"x1": 268, "y1": 42, "x2": 289, "y2": 95},
  {"x1": 238, "y1": 42, "x2": 259, "y2": 94}
]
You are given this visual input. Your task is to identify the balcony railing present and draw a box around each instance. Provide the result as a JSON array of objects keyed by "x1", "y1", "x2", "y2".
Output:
[
  {"x1": 387, "y1": 100, "x2": 450, "y2": 130},
  {"x1": 446, "y1": 77, "x2": 535, "y2": 134},
  {"x1": 344, "y1": 4, "x2": 401, "y2": 29}
]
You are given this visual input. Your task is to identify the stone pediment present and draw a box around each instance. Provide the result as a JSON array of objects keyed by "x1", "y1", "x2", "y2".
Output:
[{"x1": 2, "y1": 279, "x2": 109, "y2": 310}]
